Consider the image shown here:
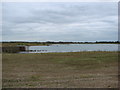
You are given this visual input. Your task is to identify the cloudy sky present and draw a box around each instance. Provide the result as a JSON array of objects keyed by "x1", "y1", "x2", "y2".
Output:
[{"x1": 2, "y1": 2, "x2": 118, "y2": 42}]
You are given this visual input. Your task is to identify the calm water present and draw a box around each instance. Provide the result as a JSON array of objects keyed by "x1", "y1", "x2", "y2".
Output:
[{"x1": 20, "y1": 44, "x2": 118, "y2": 53}]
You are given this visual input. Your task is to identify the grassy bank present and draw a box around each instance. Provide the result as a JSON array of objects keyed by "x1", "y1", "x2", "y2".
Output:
[
  {"x1": 2, "y1": 51, "x2": 118, "y2": 88},
  {"x1": 2, "y1": 42, "x2": 50, "y2": 47}
]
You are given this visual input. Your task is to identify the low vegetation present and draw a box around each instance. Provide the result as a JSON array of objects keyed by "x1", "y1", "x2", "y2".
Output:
[
  {"x1": 2, "y1": 51, "x2": 118, "y2": 88},
  {"x1": 2, "y1": 42, "x2": 50, "y2": 47},
  {"x1": 2, "y1": 41, "x2": 119, "y2": 47}
]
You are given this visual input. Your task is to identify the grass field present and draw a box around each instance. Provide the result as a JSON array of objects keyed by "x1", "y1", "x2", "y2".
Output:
[{"x1": 2, "y1": 51, "x2": 118, "y2": 88}]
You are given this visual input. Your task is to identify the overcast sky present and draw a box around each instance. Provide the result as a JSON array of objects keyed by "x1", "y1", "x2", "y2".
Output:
[{"x1": 2, "y1": 2, "x2": 118, "y2": 42}]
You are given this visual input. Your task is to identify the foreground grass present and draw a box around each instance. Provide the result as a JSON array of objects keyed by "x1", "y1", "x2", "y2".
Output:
[{"x1": 2, "y1": 51, "x2": 118, "y2": 88}]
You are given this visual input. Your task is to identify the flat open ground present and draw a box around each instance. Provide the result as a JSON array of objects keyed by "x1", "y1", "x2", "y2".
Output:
[{"x1": 2, "y1": 51, "x2": 118, "y2": 88}]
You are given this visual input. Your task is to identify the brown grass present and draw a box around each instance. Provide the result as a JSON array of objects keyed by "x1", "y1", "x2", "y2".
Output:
[{"x1": 2, "y1": 51, "x2": 118, "y2": 88}]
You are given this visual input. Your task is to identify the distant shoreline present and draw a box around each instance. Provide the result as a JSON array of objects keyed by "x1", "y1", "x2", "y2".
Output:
[{"x1": 1, "y1": 41, "x2": 120, "y2": 47}]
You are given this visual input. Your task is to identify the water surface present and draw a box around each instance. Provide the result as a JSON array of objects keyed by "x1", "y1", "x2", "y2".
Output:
[{"x1": 20, "y1": 44, "x2": 118, "y2": 53}]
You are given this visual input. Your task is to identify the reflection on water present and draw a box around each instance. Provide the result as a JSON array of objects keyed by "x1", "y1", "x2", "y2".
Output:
[{"x1": 20, "y1": 44, "x2": 118, "y2": 53}]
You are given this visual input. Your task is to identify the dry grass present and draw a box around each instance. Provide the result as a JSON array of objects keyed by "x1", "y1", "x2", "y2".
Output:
[
  {"x1": 2, "y1": 51, "x2": 118, "y2": 88},
  {"x1": 2, "y1": 42, "x2": 49, "y2": 47}
]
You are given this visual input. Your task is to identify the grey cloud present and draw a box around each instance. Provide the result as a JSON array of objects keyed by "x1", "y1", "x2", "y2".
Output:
[{"x1": 2, "y1": 2, "x2": 118, "y2": 41}]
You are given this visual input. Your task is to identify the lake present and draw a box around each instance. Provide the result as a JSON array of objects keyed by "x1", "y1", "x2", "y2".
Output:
[{"x1": 20, "y1": 44, "x2": 119, "y2": 53}]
